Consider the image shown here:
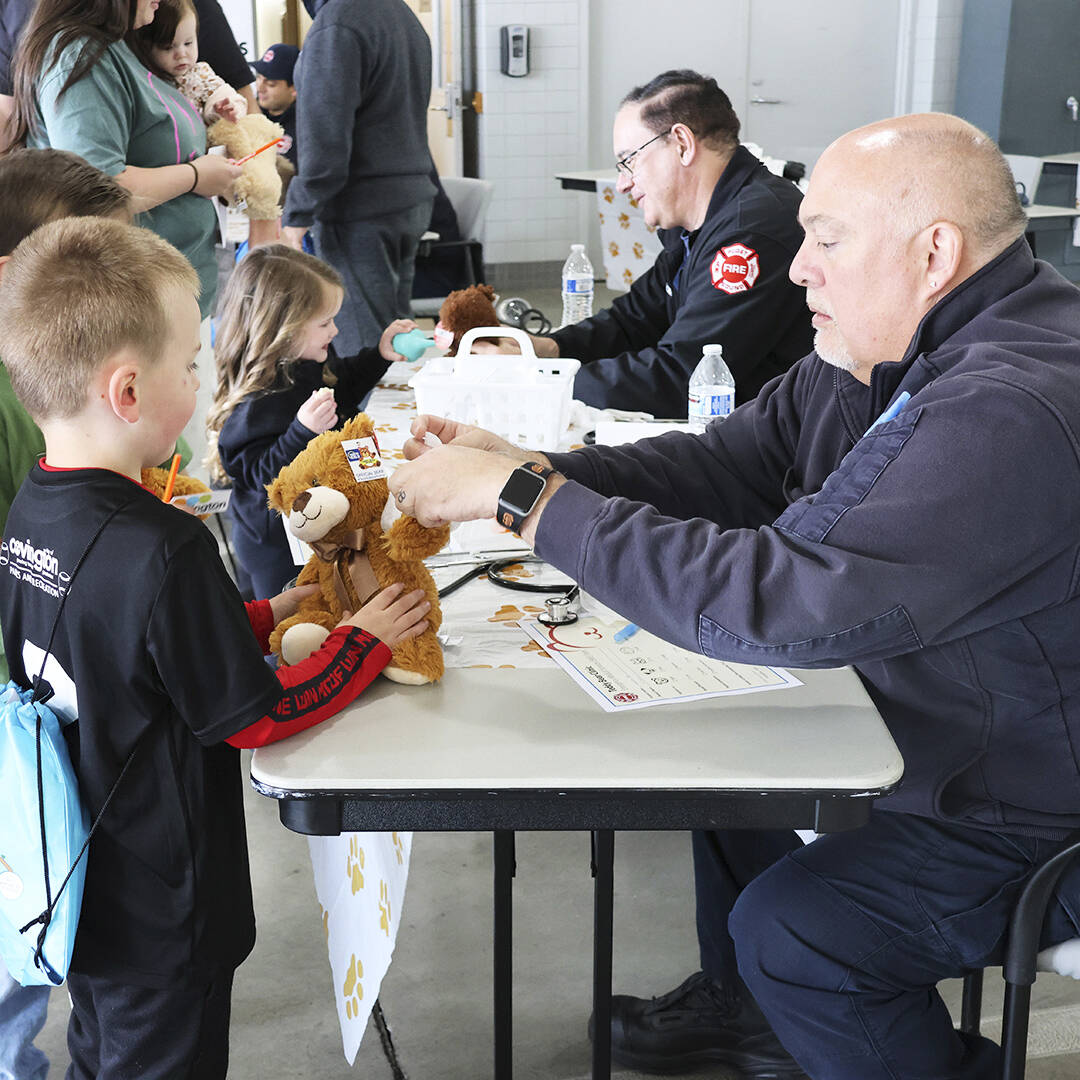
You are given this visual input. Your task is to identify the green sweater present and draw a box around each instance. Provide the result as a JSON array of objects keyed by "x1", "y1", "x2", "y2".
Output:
[
  {"x1": 0, "y1": 362, "x2": 44, "y2": 681},
  {"x1": 31, "y1": 37, "x2": 218, "y2": 318}
]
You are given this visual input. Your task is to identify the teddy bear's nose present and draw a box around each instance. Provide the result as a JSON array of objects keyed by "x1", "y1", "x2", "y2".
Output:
[{"x1": 291, "y1": 491, "x2": 312, "y2": 514}]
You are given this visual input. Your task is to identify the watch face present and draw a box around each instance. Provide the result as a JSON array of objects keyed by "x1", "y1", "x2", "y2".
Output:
[{"x1": 500, "y1": 467, "x2": 547, "y2": 516}]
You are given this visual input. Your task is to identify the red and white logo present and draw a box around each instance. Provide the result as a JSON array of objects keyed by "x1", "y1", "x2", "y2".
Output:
[
  {"x1": 613, "y1": 692, "x2": 639, "y2": 704},
  {"x1": 710, "y1": 243, "x2": 760, "y2": 294},
  {"x1": 262, "y1": 48, "x2": 275, "y2": 61}
]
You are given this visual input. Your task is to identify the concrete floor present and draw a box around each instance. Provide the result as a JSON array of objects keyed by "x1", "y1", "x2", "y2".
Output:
[
  {"x1": 33, "y1": 798, "x2": 1080, "y2": 1078},
  {"x1": 33, "y1": 271, "x2": 1080, "y2": 1078}
]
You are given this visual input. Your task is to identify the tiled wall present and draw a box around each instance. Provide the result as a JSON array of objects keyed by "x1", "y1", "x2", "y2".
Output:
[
  {"x1": 474, "y1": 0, "x2": 967, "y2": 273},
  {"x1": 907, "y1": 0, "x2": 966, "y2": 112},
  {"x1": 475, "y1": 0, "x2": 590, "y2": 267}
]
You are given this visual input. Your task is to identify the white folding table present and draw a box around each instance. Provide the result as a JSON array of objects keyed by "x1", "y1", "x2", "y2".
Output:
[{"x1": 251, "y1": 664, "x2": 903, "y2": 1080}]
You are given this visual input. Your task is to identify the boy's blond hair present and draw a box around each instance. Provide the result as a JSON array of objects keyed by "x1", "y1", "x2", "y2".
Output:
[{"x1": 0, "y1": 217, "x2": 200, "y2": 422}]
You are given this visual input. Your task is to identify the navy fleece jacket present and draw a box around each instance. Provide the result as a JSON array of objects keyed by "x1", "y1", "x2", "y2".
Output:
[{"x1": 539, "y1": 238, "x2": 1080, "y2": 840}]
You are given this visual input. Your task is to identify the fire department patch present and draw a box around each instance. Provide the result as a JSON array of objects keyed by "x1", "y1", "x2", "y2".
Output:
[{"x1": 710, "y1": 243, "x2": 760, "y2": 294}]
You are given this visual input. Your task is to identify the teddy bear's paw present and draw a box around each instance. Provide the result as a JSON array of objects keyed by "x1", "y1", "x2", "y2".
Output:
[
  {"x1": 381, "y1": 665, "x2": 432, "y2": 685},
  {"x1": 281, "y1": 622, "x2": 331, "y2": 666}
]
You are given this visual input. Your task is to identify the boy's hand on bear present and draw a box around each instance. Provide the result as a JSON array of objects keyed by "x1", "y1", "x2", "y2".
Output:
[
  {"x1": 380, "y1": 318, "x2": 419, "y2": 362},
  {"x1": 268, "y1": 582, "x2": 321, "y2": 624},
  {"x1": 297, "y1": 388, "x2": 338, "y2": 433},
  {"x1": 338, "y1": 583, "x2": 431, "y2": 646}
]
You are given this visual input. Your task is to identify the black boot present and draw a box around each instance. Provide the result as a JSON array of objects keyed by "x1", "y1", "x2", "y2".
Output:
[{"x1": 591, "y1": 971, "x2": 808, "y2": 1077}]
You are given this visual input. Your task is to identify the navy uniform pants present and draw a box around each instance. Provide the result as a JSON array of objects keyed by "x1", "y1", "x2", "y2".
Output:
[{"x1": 694, "y1": 811, "x2": 1079, "y2": 1079}]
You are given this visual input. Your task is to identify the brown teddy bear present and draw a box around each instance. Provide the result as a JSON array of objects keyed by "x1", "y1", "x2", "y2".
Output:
[
  {"x1": 266, "y1": 414, "x2": 450, "y2": 684},
  {"x1": 436, "y1": 283, "x2": 499, "y2": 355},
  {"x1": 141, "y1": 465, "x2": 212, "y2": 517},
  {"x1": 207, "y1": 113, "x2": 286, "y2": 222}
]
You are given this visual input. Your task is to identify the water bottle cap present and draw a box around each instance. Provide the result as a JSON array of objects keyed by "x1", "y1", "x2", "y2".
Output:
[
  {"x1": 571, "y1": 243, "x2": 585, "y2": 251},
  {"x1": 703, "y1": 343, "x2": 724, "y2": 354}
]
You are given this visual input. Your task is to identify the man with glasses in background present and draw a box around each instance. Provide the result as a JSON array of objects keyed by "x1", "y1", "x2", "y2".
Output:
[{"x1": 498, "y1": 70, "x2": 812, "y2": 417}]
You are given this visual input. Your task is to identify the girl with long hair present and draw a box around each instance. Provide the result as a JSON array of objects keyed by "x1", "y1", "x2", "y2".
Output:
[{"x1": 209, "y1": 245, "x2": 415, "y2": 599}]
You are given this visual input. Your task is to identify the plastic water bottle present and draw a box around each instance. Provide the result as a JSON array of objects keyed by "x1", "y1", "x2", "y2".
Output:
[
  {"x1": 688, "y1": 343, "x2": 735, "y2": 433},
  {"x1": 560, "y1": 243, "x2": 594, "y2": 326}
]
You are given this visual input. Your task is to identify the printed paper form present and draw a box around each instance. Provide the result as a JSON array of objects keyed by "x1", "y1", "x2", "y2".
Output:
[{"x1": 518, "y1": 616, "x2": 801, "y2": 712}]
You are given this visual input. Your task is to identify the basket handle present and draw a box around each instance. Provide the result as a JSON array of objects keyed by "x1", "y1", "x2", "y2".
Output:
[{"x1": 456, "y1": 326, "x2": 538, "y2": 360}]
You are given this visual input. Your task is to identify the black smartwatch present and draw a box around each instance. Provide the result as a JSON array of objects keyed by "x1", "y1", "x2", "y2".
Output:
[{"x1": 497, "y1": 462, "x2": 552, "y2": 534}]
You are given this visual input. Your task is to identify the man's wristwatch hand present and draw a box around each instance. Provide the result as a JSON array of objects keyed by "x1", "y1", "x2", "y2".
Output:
[{"x1": 496, "y1": 461, "x2": 552, "y2": 534}]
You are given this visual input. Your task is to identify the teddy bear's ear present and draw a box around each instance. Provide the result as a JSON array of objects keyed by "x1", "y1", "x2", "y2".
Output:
[
  {"x1": 340, "y1": 413, "x2": 374, "y2": 440},
  {"x1": 480, "y1": 283, "x2": 495, "y2": 301}
]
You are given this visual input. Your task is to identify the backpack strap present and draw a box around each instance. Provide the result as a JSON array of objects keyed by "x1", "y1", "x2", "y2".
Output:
[{"x1": 17, "y1": 498, "x2": 146, "y2": 981}]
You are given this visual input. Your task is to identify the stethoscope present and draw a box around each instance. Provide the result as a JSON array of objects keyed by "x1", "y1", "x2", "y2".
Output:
[{"x1": 436, "y1": 555, "x2": 580, "y2": 625}]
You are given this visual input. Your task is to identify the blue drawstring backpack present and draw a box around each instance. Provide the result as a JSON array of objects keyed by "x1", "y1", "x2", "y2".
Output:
[
  {"x1": 0, "y1": 681, "x2": 89, "y2": 985},
  {"x1": 0, "y1": 502, "x2": 140, "y2": 985}
]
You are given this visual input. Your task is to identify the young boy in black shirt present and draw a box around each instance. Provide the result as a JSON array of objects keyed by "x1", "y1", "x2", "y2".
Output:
[{"x1": 0, "y1": 217, "x2": 431, "y2": 1078}]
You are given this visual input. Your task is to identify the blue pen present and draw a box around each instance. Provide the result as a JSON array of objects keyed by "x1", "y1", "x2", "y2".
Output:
[
  {"x1": 864, "y1": 390, "x2": 911, "y2": 435},
  {"x1": 613, "y1": 622, "x2": 640, "y2": 643}
]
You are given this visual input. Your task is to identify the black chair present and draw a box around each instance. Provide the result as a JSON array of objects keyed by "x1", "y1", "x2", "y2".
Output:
[
  {"x1": 959, "y1": 837, "x2": 1080, "y2": 1078},
  {"x1": 411, "y1": 177, "x2": 494, "y2": 319}
]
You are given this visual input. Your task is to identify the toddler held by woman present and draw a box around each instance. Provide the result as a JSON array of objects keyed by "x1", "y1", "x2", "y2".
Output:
[{"x1": 134, "y1": 0, "x2": 246, "y2": 124}]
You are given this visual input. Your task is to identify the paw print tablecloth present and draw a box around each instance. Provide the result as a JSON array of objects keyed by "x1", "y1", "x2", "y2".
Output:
[
  {"x1": 308, "y1": 831, "x2": 411, "y2": 1063},
  {"x1": 594, "y1": 182, "x2": 663, "y2": 291}
]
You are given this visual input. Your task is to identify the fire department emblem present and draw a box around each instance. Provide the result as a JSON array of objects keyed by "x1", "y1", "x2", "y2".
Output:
[{"x1": 710, "y1": 243, "x2": 760, "y2": 294}]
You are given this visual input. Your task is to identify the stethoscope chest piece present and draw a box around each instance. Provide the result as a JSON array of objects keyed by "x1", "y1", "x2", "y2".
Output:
[{"x1": 537, "y1": 588, "x2": 579, "y2": 627}]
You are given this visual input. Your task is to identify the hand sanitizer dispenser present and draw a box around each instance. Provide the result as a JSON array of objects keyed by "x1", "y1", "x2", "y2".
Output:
[{"x1": 500, "y1": 25, "x2": 529, "y2": 77}]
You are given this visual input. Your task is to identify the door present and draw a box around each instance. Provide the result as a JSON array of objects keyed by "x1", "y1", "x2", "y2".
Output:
[
  {"x1": 998, "y1": 0, "x2": 1080, "y2": 154},
  {"x1": 742, "y1": 0, "x2": 902, "y2": 170},
  {"x1": 403, "y1": 0, "x2": 466, "y2": 177}
]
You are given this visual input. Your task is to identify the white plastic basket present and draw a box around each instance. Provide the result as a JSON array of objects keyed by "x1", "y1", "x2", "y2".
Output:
[{"x1": 409, "y1": 327, "x2": 580, "y2": 450}]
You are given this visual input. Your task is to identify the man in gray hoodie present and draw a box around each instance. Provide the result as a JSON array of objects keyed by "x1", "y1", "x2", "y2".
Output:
[{"x1": 283, "y1": 0, "x2": 436, "y2": 359}]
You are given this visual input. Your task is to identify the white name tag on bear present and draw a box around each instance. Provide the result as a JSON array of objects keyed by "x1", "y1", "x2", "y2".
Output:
[{"x1": 342, "y1": 437, "x2": 387, "y2": 482}]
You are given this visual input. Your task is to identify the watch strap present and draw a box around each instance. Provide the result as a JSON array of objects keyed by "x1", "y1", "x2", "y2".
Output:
[{"x1": 497, "y1": 461, "x2": 552, "y2": 534}]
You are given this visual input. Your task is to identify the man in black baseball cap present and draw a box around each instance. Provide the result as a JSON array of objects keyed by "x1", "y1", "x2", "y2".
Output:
[{"x1": 251, "y1": 43, "x2": 300, "y2": 167}]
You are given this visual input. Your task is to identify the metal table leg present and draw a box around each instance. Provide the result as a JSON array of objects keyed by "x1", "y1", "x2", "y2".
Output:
[
  {"x1": 591, "y1": 830, "x2": 615, "y2": 1080},
  {"x1": 494, "y1": 831, "x2": 516, "y2": 1080}
]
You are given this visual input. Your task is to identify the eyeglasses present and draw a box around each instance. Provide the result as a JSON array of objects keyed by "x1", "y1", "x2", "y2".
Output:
[{"x1": 615, "y1": 130, "x2": 670, "y2": 177}]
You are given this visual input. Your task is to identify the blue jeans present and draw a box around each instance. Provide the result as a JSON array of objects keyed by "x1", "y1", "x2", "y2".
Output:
[
  {"x1": 701, "y1": 811, "x2": 1079, "y2": 1079},
  {"x1": 0, "y1": 966, "x2": 49, "y2": 1080}
]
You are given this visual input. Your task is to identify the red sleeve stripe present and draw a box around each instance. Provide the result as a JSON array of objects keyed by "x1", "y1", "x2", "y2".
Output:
[
  {"x1": 226, "y1": 626, "x2": 392, "y2": 748},
  {"x1": 244, "y1": 599, "x2": 276, "y2": 653}
]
